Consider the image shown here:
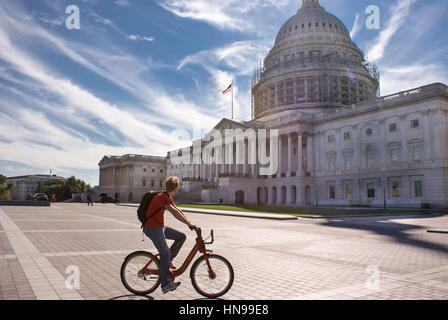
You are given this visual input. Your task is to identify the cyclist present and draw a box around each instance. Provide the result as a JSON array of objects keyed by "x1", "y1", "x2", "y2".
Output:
[{"x1": 142, "y1": 176, "x2": 198, "y2": 294}]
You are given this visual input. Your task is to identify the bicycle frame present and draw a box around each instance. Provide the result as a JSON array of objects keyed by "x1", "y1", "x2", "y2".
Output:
[{"x1": 139, "y1": 229, "x2": 216, "y2": 281}]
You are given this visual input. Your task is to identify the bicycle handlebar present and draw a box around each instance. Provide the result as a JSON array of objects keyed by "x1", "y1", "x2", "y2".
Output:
[
  {"x1": 205, "y1": 230, "x2": 214, "y2": 245},
  {"x1": 191, "y1": 227, "x2": 214, "y2": 244}
]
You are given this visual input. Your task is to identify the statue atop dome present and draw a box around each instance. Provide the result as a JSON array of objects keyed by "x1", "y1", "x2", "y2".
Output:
[{"x1": 301, "y1": 0, "x2": 321, "y2": 9}]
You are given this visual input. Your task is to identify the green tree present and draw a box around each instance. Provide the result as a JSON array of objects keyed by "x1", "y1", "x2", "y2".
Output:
[
  {"x1": 0, "y1": 174, "x2": 14, "y2": 200},
  {"x1": 36, "y1": 176, "x2": 88, "y2": 202}
]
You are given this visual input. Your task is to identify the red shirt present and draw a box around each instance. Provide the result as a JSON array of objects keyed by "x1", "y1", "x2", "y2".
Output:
[{"x1": 144, "y1": 192, "x2": 174, "y2": 227}]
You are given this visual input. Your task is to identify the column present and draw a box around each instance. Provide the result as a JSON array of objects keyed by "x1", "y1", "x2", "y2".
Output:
[
  {"x1": 266, "y1": 187, "x2": 271, "y2": 205},
  {"x1": 379, "y1": 120, "x2": 386, "y2": 171},
  {"x1": 423, "y1": 110, "x2": 432, "y2": 161},
  {"x1": 201, "y1": 161, "x2": 206, "y2": 181},
  {"x1": 209, "y1": 153, "x2": 212, "y2": 181},
  {"x1": 399, "y1": 116, "x2": 408, "y2": 165},
  {"x1": 315, "y1": 132, "x2": 321, "y2": 173},
  {"x1": 297, "y1": 133, "x2": 303, "y2": 176},
  {"x1": 221, "y1": 143, "x2": 226, "y2": 176},
  {"x1": 277, "y1": 187, "x2": 282, "y2": 205},
  {"x1": 214, "y1": 163, "x2": 219, "y2": 183},
  {"x1": 286, "y1": 185, "x2": 291, "y2": 204},
  {"x1": 307, "y1": 135, "x2": 314, "y2": 174},
  {"x1": 243, "y1": 139, "x2": 248, "y2": 176},
  {"x1": 287, "y1": 133, "x2": 292, "y2": 177},
  {"x1": 277, "y1": 134, "x2": 283, "y2": 178}
]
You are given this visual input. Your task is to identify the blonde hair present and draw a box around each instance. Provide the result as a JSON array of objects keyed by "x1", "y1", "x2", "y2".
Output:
[{"x1": 165, "y1": 176, "x2": 180, "y2": 192}]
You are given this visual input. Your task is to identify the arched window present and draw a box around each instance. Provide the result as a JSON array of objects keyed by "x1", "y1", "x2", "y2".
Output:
[{"x1": 366, "y1": 146, "x2": 375, "y2": 169}]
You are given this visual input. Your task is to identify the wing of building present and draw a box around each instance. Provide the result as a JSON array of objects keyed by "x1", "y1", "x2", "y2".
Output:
[
  {"x1": 101, "y1": 0, "x2": 448, "y2": 208},
  {"x1": 7, "y1": 175, "x2": 66, "y2": 200},
  {"x1": 98, "y1": 154, "x2": 167, "y2": 203}
]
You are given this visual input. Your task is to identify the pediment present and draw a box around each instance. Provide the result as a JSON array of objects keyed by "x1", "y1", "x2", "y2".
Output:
[{"x1": 213, "y1": 118, "x2": 248, "y2": 132}]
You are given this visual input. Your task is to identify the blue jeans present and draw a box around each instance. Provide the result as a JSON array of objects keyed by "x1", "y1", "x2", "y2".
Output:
[{"x1": 143, "y1": 226, "x2": 186, "y2": 287}]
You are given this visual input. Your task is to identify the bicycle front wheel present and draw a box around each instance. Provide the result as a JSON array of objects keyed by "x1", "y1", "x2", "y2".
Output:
[
  {"x1": 190, "y1": 254, "x2": 234, "y2": 298},
  {"x1": 120, "y1": 251, "x2": 160, "y2": 295}
]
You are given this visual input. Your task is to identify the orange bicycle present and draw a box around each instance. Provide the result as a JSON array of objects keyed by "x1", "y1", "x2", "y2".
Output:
[{"x1": 120, "y1": 228, "x2": 234, "y2": 298}]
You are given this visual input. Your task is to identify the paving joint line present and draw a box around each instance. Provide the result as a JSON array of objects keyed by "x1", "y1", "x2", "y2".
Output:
[{"x1": 0, "y1": 208, "x2": 84, "y2": 300}]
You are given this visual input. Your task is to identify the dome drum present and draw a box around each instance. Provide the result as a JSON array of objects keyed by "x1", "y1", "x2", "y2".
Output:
[{"x1": 251, "y1": 0, "x2": 379, "y2": 119}]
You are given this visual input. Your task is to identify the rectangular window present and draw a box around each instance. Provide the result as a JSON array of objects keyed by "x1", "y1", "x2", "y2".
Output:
[
  {"x1": 142, "y1": 179, "x2": 146, "y2": 187},
  {"x1": 343, "y1": 132, "x2": 350, "y2": 140},
  {"x1": 328, "y1": 135, "x2": 335, "y2": 143},
  {"x1": 367, "y1": 183, "x2": 375, "y2": 199},
  {"x1": 413, "y1": 146, "x2": 421, "y2": 162},
  {"x1": 344, "y1": 154, "x2": 352, "y2": 170},
  {"x1": 391, "y1": 149, "x2": 400, "y2": 165},
  {"x1": 345, "y1": 184, "x2": 352, "y2": 200},
  {"x1": 366, "y1": 146, "x2": 375, "y2": 169},
  {"x1": 328, "y1": 156, "x2": 336, "y2": 172},
  {"x1": 414, "y1": 181, "x2": 423, "y2": 198},
  {"x1": 389, "y1": 123, "x2": 397, "y2": 132},
  {"x1": 410, "y1": 119, "x2": 419, "y2": 129},
  {"x1": 392, "y1": 182, "x2": 400, "y2": 198},
  {"x1": 329, "y1": 185, "x2": 336, "y2": 199}
]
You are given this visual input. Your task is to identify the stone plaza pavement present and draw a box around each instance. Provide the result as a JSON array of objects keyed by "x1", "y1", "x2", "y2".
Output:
[{"x1": 1, "y1": 203, "x2": 448, "y2": 300}]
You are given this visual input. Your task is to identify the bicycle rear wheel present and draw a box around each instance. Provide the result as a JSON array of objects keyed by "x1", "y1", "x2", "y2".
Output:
[
  {"x1": 190, "y1": 254, "x2": 234, "y2": 298},
  {"x1": 120, "y1": 251, "x2": 160, "y2": 295}
]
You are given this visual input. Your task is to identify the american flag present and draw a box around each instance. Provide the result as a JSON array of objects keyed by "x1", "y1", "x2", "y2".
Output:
[{"x1": 222, "y1": 83, "x2": 232, "y2": 95}]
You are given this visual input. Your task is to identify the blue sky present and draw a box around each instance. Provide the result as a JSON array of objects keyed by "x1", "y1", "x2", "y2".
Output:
[{"x1": 0, "y1": 0, "x2": 447, "y2": 185}]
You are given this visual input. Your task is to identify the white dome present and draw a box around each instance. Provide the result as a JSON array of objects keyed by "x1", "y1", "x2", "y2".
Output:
[
  {"x1": 251, "y1": 0, "x2": 380, "y2": 119},
  {"x1": 274, "y1": 0, "x2": 351, "y2": 48}
]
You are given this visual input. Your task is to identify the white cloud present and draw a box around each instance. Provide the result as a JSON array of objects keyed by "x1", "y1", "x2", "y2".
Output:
[
  {"x1": 0, "y1": 1, "x2": 221, "y2": 184},
  {"x1": 90, "y1": 12, "x2": 113, "y2": 25},
  {"x1": 177, "y1": 40, "x2": 269, "y2": 121},
  {"x1": 0, "y1": 1, "x2": 217, "y2": 130},
  {"x1": 380, "y1": 63, "x2": 448, "y2": 96},
  {"x1": 39, "y1": 17, "x2": 65, "y2": 26},
  {"x1": 128, "y1": 34, "x2": 155, "y2": 42},
  {"x1": 114, "y1": 0, "x2": 130, "y2": 6},
  {"x1": 368, "y1": 0, "x2": 416, "y2": 62},
  {"x1": 366, "y1": 0, "x2": 448, "y2": 95},
  {"x1": 157, "y1": 0, "x2": 293, "y2": 32},
  {"x1": 178, "y1": 40, "x2": 269, "y2": 79},
  {"x1": 349, "y1": 13, "x2": 362, "y2": 39}
]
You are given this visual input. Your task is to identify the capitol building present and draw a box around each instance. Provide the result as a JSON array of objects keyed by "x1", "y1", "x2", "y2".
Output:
[{"x1": 99, "y1": 0, "x2": 448, "y2": 208}]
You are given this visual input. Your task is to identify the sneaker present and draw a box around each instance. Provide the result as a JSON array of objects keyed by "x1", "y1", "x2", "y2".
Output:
[{"x1": 161, "y1": 281, "x2": 181, "y2": 294}]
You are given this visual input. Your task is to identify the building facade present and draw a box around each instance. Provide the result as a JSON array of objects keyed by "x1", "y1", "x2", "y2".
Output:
[
  {"x1": 99, "y1": 0, "x2": 448, "y2": 208},
  {"x1": 98, "y1": 154, "x2": 167, "y2": 202},
  {"x1": 7, "y1": 174, "x2": 66, "y2": 200},
  {"x1": 166, "y1": 0, "x2": 448, "y2": 208}
]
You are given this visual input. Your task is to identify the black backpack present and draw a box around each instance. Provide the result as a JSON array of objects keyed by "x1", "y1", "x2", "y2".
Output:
[{"x1": 137, "y1": 191, "x2": 169, "y2": 228}]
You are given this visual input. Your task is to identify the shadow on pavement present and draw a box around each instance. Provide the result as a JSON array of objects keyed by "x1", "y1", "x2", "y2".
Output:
[
  {"x1": 319, "y1": 213, "x2": 448, "y2": 256},
  {"x1": 109, "y1": 294, "x2": 154, "y2": 300},
  {"x1": 193, "y1": 297, "x2": 229, "y2": 300}
]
